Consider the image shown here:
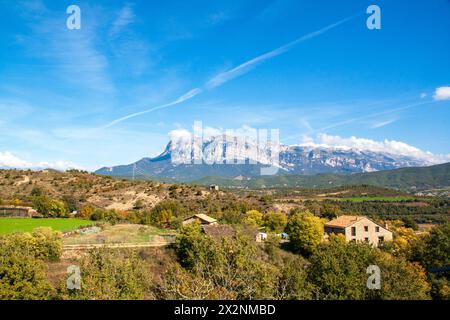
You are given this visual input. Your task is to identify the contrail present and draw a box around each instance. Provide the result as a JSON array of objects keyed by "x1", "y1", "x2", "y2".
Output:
[
  {"x1": 103, "y1": 88, "x2": 202, "y2": 128},
  {"x1": 104, "y1": 15, "x2": 358, "y2": 128},
  {"x1": 314, "y1": 99, "x2": 437, "y2": 133},
  {"x1": 206, "y1": 15, "x2": 356, "y2": 89}
]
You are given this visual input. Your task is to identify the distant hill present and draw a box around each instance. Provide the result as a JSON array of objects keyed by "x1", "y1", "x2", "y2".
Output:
[{"x1": 193, "y1": 162, "x2": 450, "y2": 191}]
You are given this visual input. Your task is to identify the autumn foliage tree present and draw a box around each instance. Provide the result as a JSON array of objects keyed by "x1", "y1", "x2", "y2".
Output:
[{"x1": 286, "y1": 211, "x2": 324, "y2": 256}]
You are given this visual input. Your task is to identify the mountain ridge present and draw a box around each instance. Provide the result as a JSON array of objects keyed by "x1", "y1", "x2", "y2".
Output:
[{"x1": 95, "y1": 135, "x2": 439, "y2": 182}]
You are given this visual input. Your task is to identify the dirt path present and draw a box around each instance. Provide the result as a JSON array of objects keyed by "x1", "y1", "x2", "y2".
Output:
[{"x1": 15, "y1": 175, "x2": 30, "y2": 186}]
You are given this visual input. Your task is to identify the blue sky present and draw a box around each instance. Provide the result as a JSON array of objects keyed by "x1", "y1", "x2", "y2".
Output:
[{"x1": 0, "y1": 0, "x2": 449, "y2": 170}]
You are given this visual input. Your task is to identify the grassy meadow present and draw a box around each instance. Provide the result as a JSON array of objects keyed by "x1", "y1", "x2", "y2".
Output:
[{"x1": 0, "y1": 218, "x2": 95, "y2": 234}]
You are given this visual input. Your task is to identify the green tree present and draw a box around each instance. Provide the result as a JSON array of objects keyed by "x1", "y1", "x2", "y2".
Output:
[
  {"x1": 286, "y1": 211, "x2": 324, "y2": 256},
  {"x1": 30, "y1": 186, "x2": 44, "y2": 197},
  {"x1": 62, "y1": 194, "x2": 79, "y2": 213},
  {"x1": 32, "y1": 196, "x2": 68, "y2": 217},
  {"x1": 0, "y1": 230, "x2": 60, "y2": 299},
  {"x1": 243, "y1": 210, "x2": 263, "y2": 227},
  {"x1": 412, "y1": 223, "x2": 450, "y2": 270},
  {"x1": 411, "y1": 223, "x2": 450, "y2": 300},
  {"x1": 275, "y1": 255, "x2": 313, "y2": 300},
  {"x1": 59, "y1": 248, "x2": 151, "y2": 300},
  {"x1": 263, "y1": 212, "x2": 288, "y2": 233},
  {"x1": 149, "y1": 200, "x2": 186, "y2": 228},
  {"x1": 49, "y1": 199, "x2": 68, "y2": 218},
  {"x1": 308, "y1": 238, "x2": 431, "y2": 300},
  {"x1": 174, "y1": 224, "x2": 278, "y2": 299}
]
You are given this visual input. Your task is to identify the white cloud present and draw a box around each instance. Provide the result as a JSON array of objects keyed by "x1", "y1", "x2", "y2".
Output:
[
  {"x1": 433, "y1": 86, "x2": 450, "y2": 101},
  {"x1": 206, "y1": 11, "x2": 232, "y2": 26},
  {"x1": 110, "y1": 5, "x2": 136, "y2": 37},
  {"x1": 0, "y1": 151, "x2": 83, "y2": 171},
  {"x1": 18, "y1": 4, "x2": 114, "y2": 93},
  {"x1": 300, "y1": 134, "x2": 450, "y2": 164},
  {"x1": 169, "y1": 129, "x2": 191, "y2": 141}
]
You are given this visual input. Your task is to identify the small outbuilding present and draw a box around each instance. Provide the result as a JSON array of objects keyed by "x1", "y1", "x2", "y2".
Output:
[
  {"x1": 255, "y1": 232, "x2": 268, "y2": 243},
  {"x1": 0, "y1": 206, "x2": 38, "y2": 218},
  {"x1": 209, "y1": 185, "x2": 219, "y2": 192},
  {"x1": 182, "y1": 213, "x2": 218, "y2": 226}
]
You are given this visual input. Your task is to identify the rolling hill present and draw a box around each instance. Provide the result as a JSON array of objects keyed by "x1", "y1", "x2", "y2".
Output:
[{"x1": 193, "y1": 162, "x2": 450, "y2": 191}]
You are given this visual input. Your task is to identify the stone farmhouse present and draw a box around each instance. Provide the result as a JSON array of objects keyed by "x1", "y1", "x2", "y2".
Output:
[{"x1": 324, "y1": 215, "x2": 393, "y2": 247}]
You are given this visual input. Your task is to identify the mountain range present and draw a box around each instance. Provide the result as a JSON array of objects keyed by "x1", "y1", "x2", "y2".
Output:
[{"x1": 95, "y1": 135, "x2": 444, "y2": 188}]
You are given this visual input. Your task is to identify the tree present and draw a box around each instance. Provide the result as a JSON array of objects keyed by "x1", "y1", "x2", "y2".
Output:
[
  {"x1": 319, "y1": 204, "x2": 342, "y2": 220},
  {"x1": 79, "y1": 205, "x2": 94, "y2": 219},
  {"x1": 149, "y1": 200, "x2": 186, "y2": 228},
  {"x1": 49, "y1": 199, "x2": 68, "y2": 218},
  {"x1": 375, "y1": 252, "x2": 430, "y2": 300},
  {"x1": 133, "y1": 199, "x2": 145, "y2": 210},
  {"x1": 402, "y1": 216, "x2": 418, "y2": 230},
  {"x1": 30, "y1": 186, "x2": 44, "y2": 197},
  {"x1": 263, "y1": 212, "x2": 288, "y2": 233},
  {"x1": 243, "y1": 210, "x2": 263, "y2": 227},
  {"x1": 308, "y1": 238, "x2": 431, "y2": 300},
  {"x1": 174, "y1": 224, "x2": 278, "y2": 299},
  {"x1": 412, "y1": 223, "x2": 450, "y2": 270},
  {"x1": 286, "y1": 211, "x2": 324, "y2": 256},
  {"x1": 62, "y1": 194, "x2": 79, "y2": 213},
  {"x1": 158, "y1": 264, "x2": 233, "y2": 300},
  {"x1": 90, "y1": 208, "x2": 105, "y2": 221},
  {"x1": 411, "y1": 223, "x2": 450, "y2": 300},
  {"x1": 59, "y1": 248, "x2": 151, "y2": 300},
  {"x1": 29, "y1": 227, "x2": 63, "y2": 261},
  {"x1": 0, "y1": 230, "x2": 61, "y2": 299},
  {"x1": 174, "y1": 222, "x2": 215, "y2": 269},
  {"x1": 32, "y1": 196, "x2": 68, "y2": 217},
  {"x1": 275, "y1": 255, "x2": 313, "y2": 300},
  {"x1": 384, "y1": 226, "x2": 417, "y2": 258}
]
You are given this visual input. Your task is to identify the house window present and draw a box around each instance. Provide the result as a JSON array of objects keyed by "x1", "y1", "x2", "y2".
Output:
[
  {"x1": 378, "y1": 236, "x2": 384, "y2": 245},
  {"x1": 364, "y1": 226, "x2": 369, "y2": 232},
  {"x1": 375, "y1": 226, "x2": 380, "y2": 232},
  {"x1": 351, "y1": 227, "x2": 356, "y2": 236},
  {"x1": 365, "y1": 237, "x2": 369, "y2": 242}
]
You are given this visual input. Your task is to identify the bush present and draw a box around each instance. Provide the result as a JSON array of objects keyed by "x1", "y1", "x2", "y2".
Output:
[
  {"x1": 0, "y1": 229, "x2": 62, "y2": 299},
  {"x1": 174, "y1": 223, "x2": 278, "y2": 299},
  {"x1": 58, "y1": 248, "x2": 151, "y2": 300}
]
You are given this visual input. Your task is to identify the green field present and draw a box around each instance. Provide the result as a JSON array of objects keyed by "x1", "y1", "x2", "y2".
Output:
[
  {"x1": 0, "y1": 218, "x2": 95, "y2": 234},
  {"x1": 337, "y1": 196, "x2": 418, "y2": 203}
]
